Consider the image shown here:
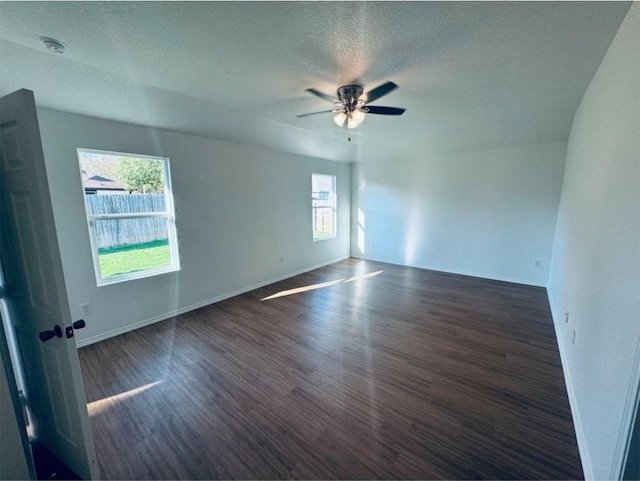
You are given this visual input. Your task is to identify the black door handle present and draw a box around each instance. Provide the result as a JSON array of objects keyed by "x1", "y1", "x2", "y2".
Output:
[
  {"x1": 65, "y1": 319, "x2": 87, "y2": 339},
  {"x1": 39, "y1": 325, "x2": 62, "y2": 342}
]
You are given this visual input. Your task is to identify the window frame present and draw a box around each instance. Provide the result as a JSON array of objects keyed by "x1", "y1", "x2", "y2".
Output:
[
  {"x1": 312, "y1": 173, "x2": 337, "y2": 241},
  {"x1": 77, "y1": 148, "x2": 180, "y2": 286}
]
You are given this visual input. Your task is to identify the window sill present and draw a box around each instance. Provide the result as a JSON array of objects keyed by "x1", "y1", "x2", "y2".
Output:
[
  {"x1": 313, "y1": 236, "x2": 337, "y2": 242},
  {"x1": 96, "y1": 265, "x2": 180, "y2": 287}
]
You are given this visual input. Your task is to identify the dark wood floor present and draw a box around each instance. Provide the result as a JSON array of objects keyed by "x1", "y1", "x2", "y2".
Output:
[{"x1": 79, "y1": 258, "x2": 583, "y2": 480}]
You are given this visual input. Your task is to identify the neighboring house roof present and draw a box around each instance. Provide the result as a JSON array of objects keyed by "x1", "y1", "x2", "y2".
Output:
[{"x1": 83, "y1": 175, "x2": 125, "y2": 191}]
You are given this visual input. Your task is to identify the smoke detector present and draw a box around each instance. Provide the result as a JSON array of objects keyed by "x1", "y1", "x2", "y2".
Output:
[{"x1": 40, "y1": 37, "x2": 67, "y2": 54}]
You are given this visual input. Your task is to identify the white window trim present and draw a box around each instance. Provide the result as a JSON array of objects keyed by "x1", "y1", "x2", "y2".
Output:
[
  {"x1": 312, "y1": 173, "x2": 337, "y2": 242},
  {"x1": 78, "y1": 148, "x2": 180, "y2": 286}
]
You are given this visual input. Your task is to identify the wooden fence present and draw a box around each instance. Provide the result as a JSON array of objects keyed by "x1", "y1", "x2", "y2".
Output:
[
  {"x1": 86, "y1": 194, "x2": 169, "y2": 249},
  {"x1": 85, "y1": 194, "x2": 166, "y2": 215},
  {"x1": 313, "y1": 206, "x2": 334, "y2": 235}
]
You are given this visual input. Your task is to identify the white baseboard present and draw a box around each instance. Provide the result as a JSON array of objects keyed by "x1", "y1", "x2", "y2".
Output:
[
  {"x1": 76, "y1": 255, "x2": 349, "y2": 348},
  {"x1": 351, "y1": 253, "x2": 545, "y2": 287},
  {"x1": 547, "y1": 291, "x2": 592, "y2": 480}
]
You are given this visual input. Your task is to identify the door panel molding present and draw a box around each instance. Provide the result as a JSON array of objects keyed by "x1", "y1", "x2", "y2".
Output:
[{"x1": 0, "y1": 88, "x2": 98, "y2": 479}]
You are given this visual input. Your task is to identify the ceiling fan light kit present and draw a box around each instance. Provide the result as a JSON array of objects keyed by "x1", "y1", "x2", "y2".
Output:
[
  {"x1": 298, "y1": 81, "x2": 406, "y2": 130},
  {"x1": 333, "y1": 111, "x2": 348, "y2": 127}
]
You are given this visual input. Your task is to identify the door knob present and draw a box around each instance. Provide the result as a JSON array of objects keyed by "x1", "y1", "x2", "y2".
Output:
[
  {"x1": 65, "y1": 319, "x2": 87, "y2": 339},
  {"x1": 39, "y1": 325, "x2": 62, "y2": 342}
]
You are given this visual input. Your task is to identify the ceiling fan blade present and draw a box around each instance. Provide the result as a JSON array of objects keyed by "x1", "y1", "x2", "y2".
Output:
[
  {"x1": 364, "y1": 81, "x2": 399, "y2": 104},
  {"x1": 297, "y1": 109, "x2": 336, "y2": 118},
  {"x1": 305, "y1": 88, "x2": 337, "y2": 103},
  {"x1": 366, "y1": 106, "x2": 406, "y2": 116}
]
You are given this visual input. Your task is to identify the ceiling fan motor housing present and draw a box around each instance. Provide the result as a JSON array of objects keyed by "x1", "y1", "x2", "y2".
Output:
[{"x1": 337, "y1": 85, "x2": 364, "y2": 106}]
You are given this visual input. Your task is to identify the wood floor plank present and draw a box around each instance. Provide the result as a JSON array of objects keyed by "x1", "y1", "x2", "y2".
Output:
[{"x1": 79, "y1": 258, "x2": 583, "y2": 479}]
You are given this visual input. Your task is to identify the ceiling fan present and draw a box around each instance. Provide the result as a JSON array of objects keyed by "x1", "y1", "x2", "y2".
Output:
[{"x1": 297, "y1": 81, "x2": 406, "y2": 129}]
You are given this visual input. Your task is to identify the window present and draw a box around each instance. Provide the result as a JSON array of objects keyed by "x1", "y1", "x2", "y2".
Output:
[
  {"x1": 312, "y1": 173, "x2": 337, "y2": 241},
  {"x1": 77, "y1": 149, "x2": 180, "y2": 285}
]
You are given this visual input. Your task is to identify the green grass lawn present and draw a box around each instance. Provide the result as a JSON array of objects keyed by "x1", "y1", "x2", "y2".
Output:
[{"x1": 98, "y1": 239, "x2": 171, "y2": 278}]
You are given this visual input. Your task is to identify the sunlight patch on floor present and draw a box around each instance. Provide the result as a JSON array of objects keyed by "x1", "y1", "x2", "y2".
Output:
[
  {"x1": 343, "y1": 270, "x2": 384, "y2": 283},
  {"x1": 87, "y1": 380, "x2": 163, "y2": 417},
  {"x1": 261, "y1": 279, "x2": 346, "y2": 301},
  {"x1": 261, "y1": 270, "x2": 384, "y2": 301}
]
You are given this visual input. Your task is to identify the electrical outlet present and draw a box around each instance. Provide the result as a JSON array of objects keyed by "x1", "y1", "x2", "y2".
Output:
[
  {"x1": 80, "y1": 303, "x2": 92, "y2": 316},
  {"x1": 565, "y1": 311, "x2": 570, "y2": 323},
  {"x1": 534, "y1": 260, "x2": 542, "y2": 268},
  {"x1": 279, "y1": 255, "x2": 285, "y2": 264},
  {"x1": 571, "y1": 329, "x2": 577, "y2": 345}
]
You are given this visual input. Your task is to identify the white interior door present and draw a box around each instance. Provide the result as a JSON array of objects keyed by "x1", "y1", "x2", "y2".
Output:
[{"x1": 0, "y1": 89, "x2": 99, "y2": 480}]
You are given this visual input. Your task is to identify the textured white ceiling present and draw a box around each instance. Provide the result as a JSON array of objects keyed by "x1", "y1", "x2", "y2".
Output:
[{"x1": 0, "y1": 1, "x2": 631, "y2": 161}]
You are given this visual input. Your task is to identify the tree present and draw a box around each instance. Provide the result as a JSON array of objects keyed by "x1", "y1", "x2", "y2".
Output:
[
  {"x1": 115, "y1": 157, "x2": 165, "y2": 194},
  {"x1": 78, "y1": 153, "x2": 120, "y2": 180}
]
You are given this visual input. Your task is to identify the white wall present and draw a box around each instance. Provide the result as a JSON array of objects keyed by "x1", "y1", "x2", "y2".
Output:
[
  {"x1": 36, "y1": 109, "x2": 351, "y2": 345},
  {"x1": 351, "y1": 141, "x2": 566, "y2": 286},
  {"x1": 547, "y1": 4, "x2": 640, "y2": 480}
]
